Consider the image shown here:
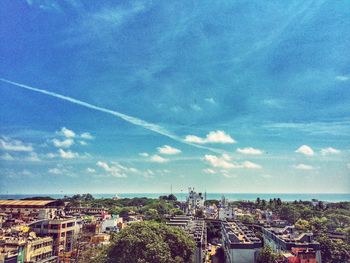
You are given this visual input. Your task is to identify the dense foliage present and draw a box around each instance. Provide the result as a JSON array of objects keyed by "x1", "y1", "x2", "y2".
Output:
[{"x1": 92, "y1": 221, "x2": 195, "y2": 263}]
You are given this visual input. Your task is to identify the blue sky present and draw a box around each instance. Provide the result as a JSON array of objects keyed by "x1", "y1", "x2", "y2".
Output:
[{"x1": 0, "y1": 0, "x2": 349, "y2": 194}]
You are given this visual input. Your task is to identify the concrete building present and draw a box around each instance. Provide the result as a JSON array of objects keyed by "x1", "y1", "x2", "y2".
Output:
[
  {"x1": 186, "y1": 188, "x2": 204, "y2": 215},
  {"x1": 29, "y1": 218, "x2": 81, "y2": 256},
  {"x1": 262, "y1": 226, "x2": 321, "y2": 263},
  {"x1": 101, "y1": 216, "x2": 123, "y2": 233},
  {"x1": 218, "y1": 206, "x2": 236, "y2": 221},
  {"x1": 166, "y1": 216, "x2": 207, "y2": 263},
  {"x1": 221, "y1": 221, "x2": 262, "y2": 263},
  {"x1": 24, "y1": 235, "x2": 56, "y2": 263},
  {"x1": 0, "y1": 200, "x2": 64, "y2": 220}
]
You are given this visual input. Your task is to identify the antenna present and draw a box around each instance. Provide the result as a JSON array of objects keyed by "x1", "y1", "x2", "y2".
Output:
[{"x1": 170, "y1": 184, "x2": 172, "y2": 194}]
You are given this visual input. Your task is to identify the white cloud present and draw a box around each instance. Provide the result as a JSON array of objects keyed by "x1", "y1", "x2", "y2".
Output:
[
  {"x1": 220, "y1": 170, "x2": 237, "y2": 178},
  {"x1": 58, "y1": 127, "x2": 76, "y2": 138},
  {"x1": 58, "y1": 149, "x2": 79, "y2": 159},
  {"x1": 46, "y1": 153, "x2": 56, "y2": 159},
  {"x1": 150, "y1": 155, "x2": 169, "y2": 163},
  {"x1": 86, "y1": 168, "x2": 96, "y2": 173},
  {"x1": 80, "y1": 132, "x2": 94, "y2": 140},
  {"x1": 293, "y1": 164, "x2": 315, "y2": 170},
  {"x1": 143, "y1": 169, "x2": 155, "y2": 179},
  {"x1": 241, "y1": 161, "x2": 262, "y2": 169},
  {"x1": 295, "y1": 145, "x2": 314, "y2": 156},
  {"x1": 205, "y1": 98, "x2": 216, "y2": 104},
  {"x1": 237, "y1": 147, "x2": 263, "y2": 155},
  {"x1": 0, "y1": 137, "x2": 33, "y2": 152},
  {"x1": 190, "y1": 104, "x2": 202, "y2": 111},
  {"x1": 157, "y1": 145, "x2": 181, "y2": 155},
  {"x1": 204, "y1": 154, "x2": 236, "y2": 169},
  {"x1": 261, "y1": 174, "x2": 272, "y2": 179},
  {"x1": 26, "y1": 152, "x2": 40, "y2": 162},
  {"x1": 203, "y1": 168, "x2": 216, "y2": 174},
  {"x1": 335, "y1": 75, "x2": 349, "y2": 81},
  {"x1": 204, "y1": 154, "x2": 262, "y2": 169},
  {"x1": 79, "y1": 140, "x2": 87, "y2": 146},
  {"x1": 139, "y1": 152, "x2": 149, "y2": 157},
  {"x1": 185, "y1": 130, "x2": 236, "y2": 144},
  {"x1": 96, "y1": 161, "x2": 127, "y2": 178},
  {"x1": 49, "y1": 168, "x2": 63, "y2": 175},
  {"x1": 320, "y1": 147, "x2": 340, "y2": 155},
  {"x1": 0, "y1": 153, "x2": 15, "y2": 161},
  {"x1": 52, "y1": 138, "x2": 74, "y2": 148}
]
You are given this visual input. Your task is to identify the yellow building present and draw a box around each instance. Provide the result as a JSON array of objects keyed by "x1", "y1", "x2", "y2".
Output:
[{"x1": 24, "y1": 235, "x2": 57, "y2": 263}]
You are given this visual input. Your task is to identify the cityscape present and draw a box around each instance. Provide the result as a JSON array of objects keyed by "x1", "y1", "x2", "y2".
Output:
[{"x1": 1, "y1": 1, "x2": 350, "y2": 263}]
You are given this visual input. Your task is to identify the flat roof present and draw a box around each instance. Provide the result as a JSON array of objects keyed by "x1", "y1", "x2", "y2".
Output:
[{"x1": 0, "y1": 200, "x2": 58, "y2": 207}]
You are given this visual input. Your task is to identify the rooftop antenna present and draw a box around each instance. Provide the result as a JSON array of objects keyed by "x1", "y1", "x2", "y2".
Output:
[{"x1": 170, "y1": 184, "x2": 172, "y2": 195}]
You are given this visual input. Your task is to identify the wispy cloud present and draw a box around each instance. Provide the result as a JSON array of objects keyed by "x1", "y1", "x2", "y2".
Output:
[
  {"x1": 203, "y1": 154, "x2": 262, "y2": 169},
  {"x1": 96, "y1": 161, "x2": 127, "y2": 178},
  {"x1": 335, "y1": 75, "x2": 349, "y2": 81},
  {"x1": 320, "y1": 147, "x2": 340, "y2": 156},
  {"x1": 0, "y1": 78, "x2": 218, "y2": 152},
  {"x1": 58, "y1": 149, "x2": 79, "y2": 159},
  {"x1": 150, "y1": 155, "x2": 169, "y2": 163},
  {"x1": 185, "y1": 130, "x2": 236, "y2": 144},
  {"x1": 52, "y1": 138, "x2": 74, "y2": 148},
  {"x1": 58, "y1": 127, "x2": 75, "y2": 138},
  {"x1": 0, "y1": 153, "x2": 15, "y2": 161},
  {"x1": 295, "y1": 145, "x2": 314, "y2": 156},
  {"x1": 80, "y1": 132, "x2": 94, "y2": 140},
  {"x1": 0, "y1": 137, "x2": 33, "y2": 152},
  {"x1": 293, "y1": 164, "x2": 315, "y2": 170},
  {"x1": 237, "y1": 147, "x2": 263, "y2": 155},
  {"x1": 157, "y1": 145, "x2": 181, "y2": 155}
]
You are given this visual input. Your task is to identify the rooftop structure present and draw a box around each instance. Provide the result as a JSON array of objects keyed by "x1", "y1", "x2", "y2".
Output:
[
  {"x1": 262, "y1": 226, "x2": 321, "y2": 262},
  {"x1": 221, "y1": 221, "x2": 262, "y2": 263},
  {"x1": 186, "y1": 188, "x2": 204, "y2": 215}
]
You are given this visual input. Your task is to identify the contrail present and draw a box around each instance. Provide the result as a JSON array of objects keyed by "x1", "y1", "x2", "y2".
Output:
[{"x1": 0, "y1": 78, "x2": 220, "y2": 153}]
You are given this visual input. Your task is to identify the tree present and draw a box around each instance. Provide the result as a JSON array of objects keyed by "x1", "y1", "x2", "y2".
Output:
[
  {"x1": 102, "y1": 221, "x2": 195, "y2": 263},
  {"x1": 257, "y1": 246, "x2": 281, "y2": 263},
  {"x1": 295, "y1": 219, "x2": 311, "y2": 231}
]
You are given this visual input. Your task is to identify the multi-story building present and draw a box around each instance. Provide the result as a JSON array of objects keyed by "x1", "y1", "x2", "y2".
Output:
[
  {"x1": 218, "y1": 206, "x2": 236, "y2": 221},
  {"x1": 221, "y1": 221, "x2": 262, "y2": 263},
  {"x1": 186, "y1": 188, "x2": 204, "y2": 214},
  {"x1": 166, "y1": 215, "x2": 207, "y2": 263},
  {"x1": 0, "y1": 200, "x2": 64, "y2": 220},
  {"x1": 29, "y1": 218, "x2": 81, "y2": 256},
  {"x1": 262, "y1": 226, "x2": 321, "y2": 263},
  {"x1": 24, "y1": 236, "x2": 57, "y2": 263}
]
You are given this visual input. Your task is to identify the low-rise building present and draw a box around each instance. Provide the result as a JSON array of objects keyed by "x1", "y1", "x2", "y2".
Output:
[
  {"x1": 221, "y1": 221, "x2": 262, "y2": 263},
  {"x1": 262, "y1": 226, "x2": 321, "y2": 263},
  {"x1": 0, "y1": 200, "x2": 64, "y2": 221}
]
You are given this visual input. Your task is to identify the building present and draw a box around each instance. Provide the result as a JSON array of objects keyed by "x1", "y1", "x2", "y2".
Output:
[
  {"x1": 262, "y1": 226, "x2": 321, "y2": 263},
  {"x1": 166, "y1": 215, "x2": 207, "y2": 263},
  {"x1": 24, "y1": 235, "x2": 57, "y2": 263},
  {"x1": 221, "y1": 221, "x2": 262, "y2": 263},
  {"x1": 280, "y1": 247, "x2": 318, "y2": 263},
  {"x1": 29, "y1": 218, "x2": 81, "y2": 256},
  {"x1": 186, "y1": 188, "x2": 204, "y2": 214},
  {"x1": 101, "y1": 216, "x2": 123, "y2": 233},
  {"x1": 218, "y1": 206, "x2": 236, "y2": 221},
  {"x1": 0, "y1": 200, "x2": 64, "y2": 220}
]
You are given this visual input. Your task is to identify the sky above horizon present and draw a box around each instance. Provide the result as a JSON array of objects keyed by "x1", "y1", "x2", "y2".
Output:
[{"x1": 0, "y1": 0, "x2": 349, "y2": 194}]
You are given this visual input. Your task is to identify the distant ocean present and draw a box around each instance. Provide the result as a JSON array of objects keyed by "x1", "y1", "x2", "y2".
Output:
[{"x1": 0, "y1": 193, "x2": 349, "y2": 202}]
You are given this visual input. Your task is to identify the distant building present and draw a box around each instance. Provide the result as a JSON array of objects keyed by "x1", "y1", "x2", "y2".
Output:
[
  {"x1": 262, "y1": 226, "x2": 321, "y2": 263},
  {"x1": 218, "y1": 206, "x2": 236, "y2": 221},
  {"x1": 221, "y1": 221, "x2": 262, "y2": 263},
  {"x1": 166, "y1": 215, "x2": 207, "y2": 263},
  {"x1": 186, "y1": 188, "x2": 204, "y2": 214},
  {"x1": 0, "y1": 200, "x2": 64, "y2": 220}
]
